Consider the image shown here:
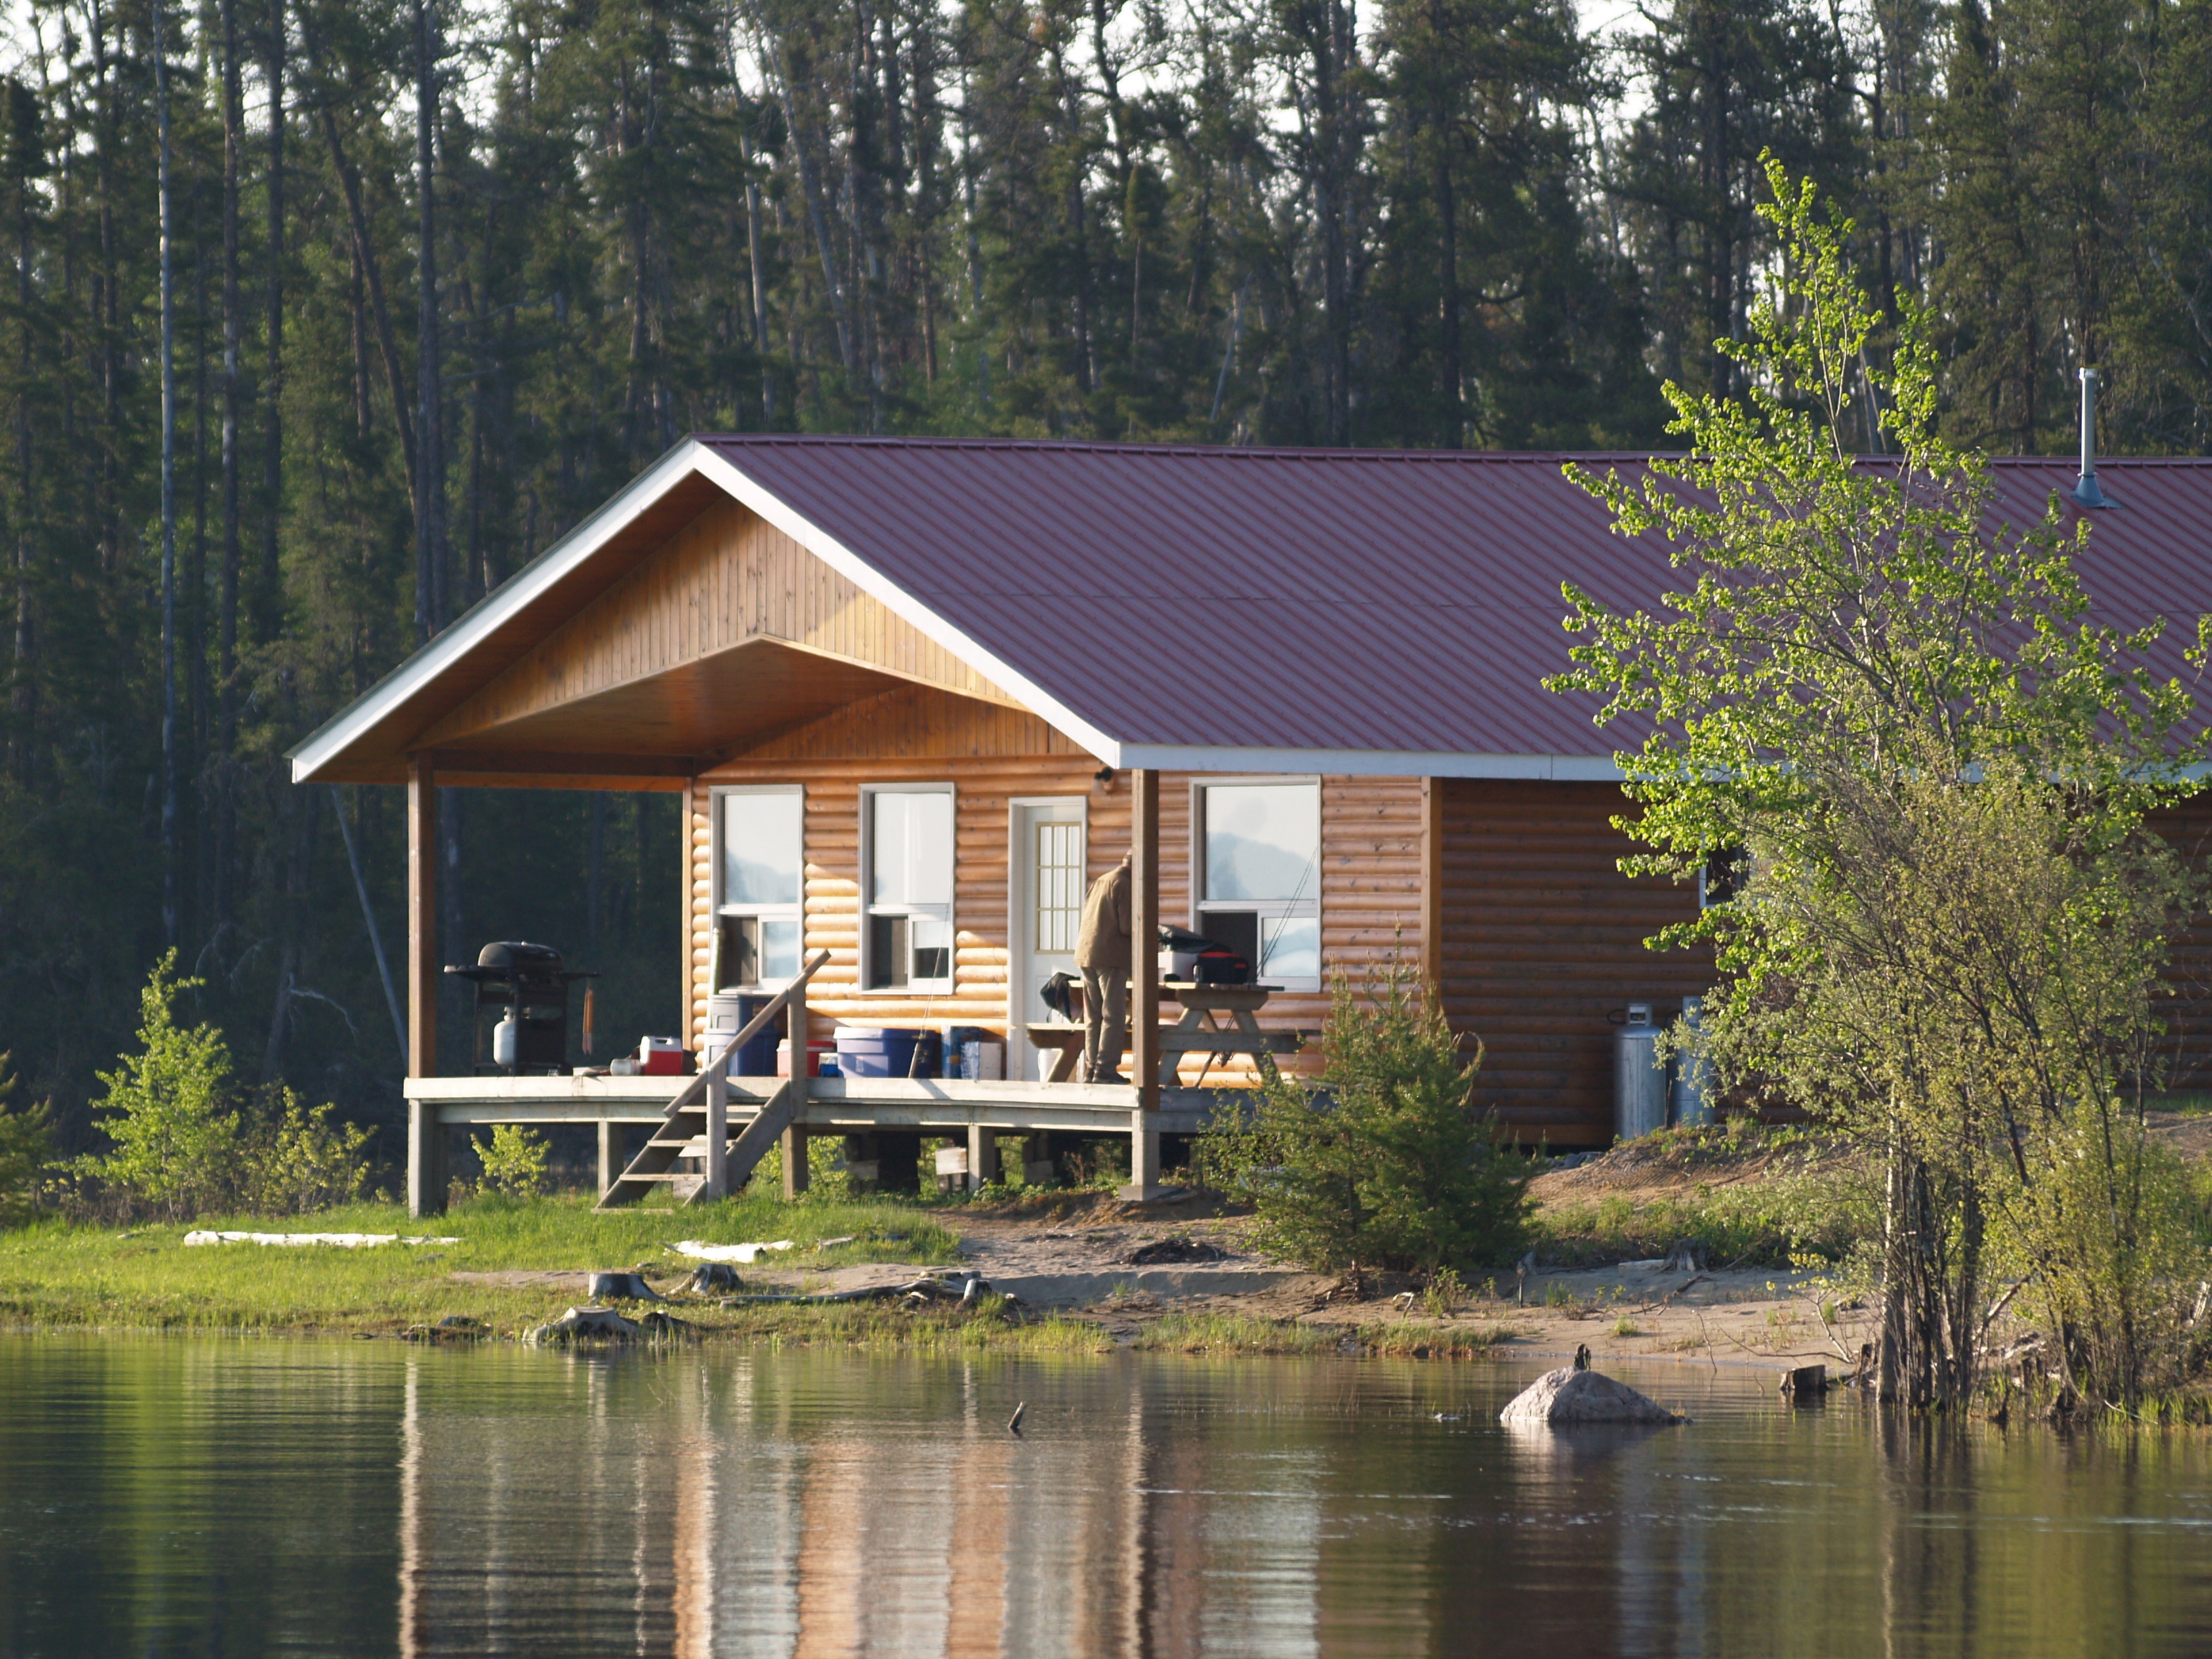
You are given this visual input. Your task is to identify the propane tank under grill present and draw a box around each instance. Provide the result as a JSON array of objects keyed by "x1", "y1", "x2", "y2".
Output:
[{"x1": 445, "y1": 941, "x2": 597, "y2": 1076}]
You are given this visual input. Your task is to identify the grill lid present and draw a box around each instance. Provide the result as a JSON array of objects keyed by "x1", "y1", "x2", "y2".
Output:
[{"x1": 476, "y1": 940, "x2": 564, "y2": 973}]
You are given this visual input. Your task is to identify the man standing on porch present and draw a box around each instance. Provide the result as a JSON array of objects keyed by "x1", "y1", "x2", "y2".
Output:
[{"x1": 1076, "y1": 853, "x2": 1133, "y2": 1084}]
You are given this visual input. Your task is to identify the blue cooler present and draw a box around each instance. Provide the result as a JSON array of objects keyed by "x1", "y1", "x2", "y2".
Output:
[{"x1": 834, "y1": 1026, "x2": 942, "y2": 1079}]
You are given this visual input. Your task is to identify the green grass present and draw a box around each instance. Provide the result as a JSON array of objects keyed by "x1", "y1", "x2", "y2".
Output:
[
  {"x1": 1353, "y1": 1319, "x2": 1526, "y2": 1358},
  {"x1": 0, "y1": 1192, "x2": 958, "y2": 1336},
  {"x1": 1130, "y1": 1311, "x2": 1342, "y2": 1355},
  {"x1": 1532, "y1": 1134, "x2": 1874, "y2": 1269}
]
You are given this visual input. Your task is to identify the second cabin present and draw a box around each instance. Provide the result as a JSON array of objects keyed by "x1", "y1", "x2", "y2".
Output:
[{"x1": 290, "y1": 437, "x2": 2212, "y2": 1149}]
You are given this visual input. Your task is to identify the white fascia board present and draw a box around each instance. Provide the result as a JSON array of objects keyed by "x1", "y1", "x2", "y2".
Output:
[
  {"x1": 287, "y1": 442, "x2": 713, "y2": 783},
  {"x1": 1113, "y1": 745, "x2": 1625, "y2": 781},
  {"x1": 691, "y1": 446, "x2": 1125, "y2": 766}
]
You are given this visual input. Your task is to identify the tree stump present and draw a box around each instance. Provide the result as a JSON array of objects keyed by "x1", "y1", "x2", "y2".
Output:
[
  {"x1": 1779, "y1": 1364, "x2": 1828, "y2": 1398},
  {"x1": 588, "y1": 1271, "x2": 662, "y2": 1301}
]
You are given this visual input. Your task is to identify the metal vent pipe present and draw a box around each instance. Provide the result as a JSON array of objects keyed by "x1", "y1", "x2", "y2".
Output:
[{"x1": 2076, "y1": 367, "x2": 2109, "y2": 510}]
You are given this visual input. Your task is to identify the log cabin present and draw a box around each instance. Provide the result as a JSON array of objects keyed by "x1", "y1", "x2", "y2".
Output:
[{"x1": 289, "y1": 438, "x2": 2212, "y2": 1213}]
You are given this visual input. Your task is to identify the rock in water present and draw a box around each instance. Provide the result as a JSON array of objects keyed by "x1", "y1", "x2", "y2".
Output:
[{"x1": 1499, "y1": 1366, "x2": 1682, "y2": 1426}]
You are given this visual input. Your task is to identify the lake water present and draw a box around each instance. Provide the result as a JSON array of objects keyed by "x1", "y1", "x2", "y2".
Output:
[{"x1": 2, "y1": 1337, "x2": 2211, "y2": 1657}]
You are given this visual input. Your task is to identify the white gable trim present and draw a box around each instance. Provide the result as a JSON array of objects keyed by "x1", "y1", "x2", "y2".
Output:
[{"x1": 288, "y1": 442, "x2": 712, "y2": 783}]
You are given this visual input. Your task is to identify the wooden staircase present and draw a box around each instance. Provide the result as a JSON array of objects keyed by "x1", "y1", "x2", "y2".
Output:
[{"x1": 595, "y1": 950, "x2": 830, "y2": 1210}]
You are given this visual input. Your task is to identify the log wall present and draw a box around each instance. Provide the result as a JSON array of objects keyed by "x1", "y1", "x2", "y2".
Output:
[{"x1": 687, "y1": 688, "x2": 1426, "y2": 1079}]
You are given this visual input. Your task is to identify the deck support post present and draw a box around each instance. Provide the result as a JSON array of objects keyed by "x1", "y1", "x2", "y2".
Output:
[
  {"x1": 1124, "y1": 768, "x2": 1162, "y2": 1200},
  {"x1": 408, "y1": 1099, "x2": 447, "y2": 1217},
  {"x1": 596, "y1": 1121, "x2": 621, "y2": 1196},
  {"x1": 783, "y1": 978, "x2": 810, "y2": 1199},
  {"x1": 406, "y1": 756, "x2": 444, "y2": 1217},
  {"x1": 967, "y1": 1124, "x2": 998, "y2": 1191}
]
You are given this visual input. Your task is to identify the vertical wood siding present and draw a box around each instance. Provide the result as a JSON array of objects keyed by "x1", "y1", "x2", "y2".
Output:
[
  {"x1": 1437, "y1": 779, "x2": 1709, "y2": 1145},
  {"x1": 425, "y1": 497, "x2": 1021, "y2": 747},
  {"x1": 2148, "y1": 793, "x2": 2212, "y2": 1094}
]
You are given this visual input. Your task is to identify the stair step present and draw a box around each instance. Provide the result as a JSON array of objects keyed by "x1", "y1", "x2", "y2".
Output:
[{"x1": 608, "y1": 1171, "x2": 698, "y2": 1184}]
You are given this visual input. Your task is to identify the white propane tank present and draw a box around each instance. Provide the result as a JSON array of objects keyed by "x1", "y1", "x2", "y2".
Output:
[
  {"x1": 1670, "y1": 996, "x2": 1715, "y2": 1128},
  {"x1": 492, "y1": 1014, "x2": 520, "y2": 1071},
  {"x1": 1614, "y1": 1002, "x2": 1667, "y2": 1141}
]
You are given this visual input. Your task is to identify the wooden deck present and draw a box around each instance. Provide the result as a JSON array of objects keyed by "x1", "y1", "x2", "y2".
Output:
[
  {"x1": 403, "y1": 1074, "x2": 1234, "y2": 1208},
  {"x1": 403, "y1": 1073, "x2": 1234, "y2": 1132}
]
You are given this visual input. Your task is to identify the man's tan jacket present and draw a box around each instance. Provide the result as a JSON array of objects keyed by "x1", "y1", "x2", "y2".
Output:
[{"x1": 1076, "y1": 859, "x2": 1132, "y2": 972}]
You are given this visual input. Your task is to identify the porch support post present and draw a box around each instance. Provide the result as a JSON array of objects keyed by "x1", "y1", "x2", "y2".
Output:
[
  {"x1": 704, "y1": 1047, "x2": 729, "y2": 1200},
  {"x1": 1125, "y1": 767, "x2": 1161, "y2": 1199},
  {"x1": 405, "y1": 756, "x2": 446, "y2": 1217},
  {"x1": 783, "y1": 976, "x2": 810, "y2": 1199}
]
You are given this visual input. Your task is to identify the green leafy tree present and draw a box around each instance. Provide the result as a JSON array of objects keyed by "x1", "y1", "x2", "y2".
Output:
[
  {"x1": 74, "y1": 953, "x2": 241, "y2": 1221},
  {"x1": 1552, "y1": 158, "x2": 2211, "y2": 1409},
  {"x1": 1202, "y1": 964, "x2": 1530, "y2": 1275}
]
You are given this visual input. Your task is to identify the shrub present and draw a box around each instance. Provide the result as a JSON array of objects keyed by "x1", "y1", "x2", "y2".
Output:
[
  {"x1": 239, "y1": 1087, "x2": 375, "y2": 1214},
  {"x1": 477, "y1": 1124, "x2": 550, "y2": 1197},
  {"x1": 0, "y1": 1052, "x2": 51, "y2": 1228},
  {"x1": 73, "y1": 952, "x2": 240, "y2": 1220},
  {"x1": 1200, "y1": 964, "x2": 1531, "y2": 1274},
  {"x1": 70, "y1": 954, "x2": 379, "y2": 1221}
]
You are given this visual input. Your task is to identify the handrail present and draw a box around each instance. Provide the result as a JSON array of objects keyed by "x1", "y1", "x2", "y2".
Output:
[{"x1": 662, "y1": 949, "x2": 833, "y2": 1115}]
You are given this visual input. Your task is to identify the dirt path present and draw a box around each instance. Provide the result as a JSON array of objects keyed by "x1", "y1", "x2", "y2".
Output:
[{"x1": 705, "y1": 1187, "x2": 1875, "y2": 1368}]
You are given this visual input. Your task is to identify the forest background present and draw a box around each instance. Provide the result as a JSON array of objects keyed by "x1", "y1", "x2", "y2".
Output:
[{"x1": 2, "y1": 0, "x2": 2210, "y2": 1167}]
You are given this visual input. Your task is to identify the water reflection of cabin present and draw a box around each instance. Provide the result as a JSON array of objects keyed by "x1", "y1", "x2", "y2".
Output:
[{"x1": 289, "y1": 441, "x2": 2212, "y2": 1214}]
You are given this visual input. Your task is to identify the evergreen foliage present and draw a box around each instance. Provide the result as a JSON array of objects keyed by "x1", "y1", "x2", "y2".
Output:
[
  {"x1": 1201, "y1": 965, "x2": 1532, "y2": 1275},
  {"x1": 0, "y1": 1052, "x2": 52, "y2": 1227},
  {"x1": 0, "y1": 0, "x2": 2208, "y2": 1153}
]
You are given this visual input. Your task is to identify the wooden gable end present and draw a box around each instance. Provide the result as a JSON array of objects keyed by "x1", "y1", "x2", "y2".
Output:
[{"x1": 413, "y1": 495, "x2": 1022, "y2": 762}]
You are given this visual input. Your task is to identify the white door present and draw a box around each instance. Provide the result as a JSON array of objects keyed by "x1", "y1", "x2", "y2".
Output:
[{"x1": 1010, "y1": 799, "x2": 1087, "y2": 1082}]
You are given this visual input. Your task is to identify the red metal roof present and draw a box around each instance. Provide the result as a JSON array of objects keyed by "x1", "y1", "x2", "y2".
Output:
[{"x1": 700, "y1": 437, "x2": 2212, "y2": 762}]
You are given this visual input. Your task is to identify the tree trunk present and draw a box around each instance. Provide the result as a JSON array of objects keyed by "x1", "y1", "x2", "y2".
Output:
[
  {"x1": 217, "y1": 0, "x2": 243, "y2": 930},
  {"x1": 261, "y1": 0, "x2": 284, "y2": 632},
  {"x1": 415, "y1": 0, "x2": 445, "y2": 640},
  {"x1": 156, "y1": 0, "x2": 180, "y2": 946}
]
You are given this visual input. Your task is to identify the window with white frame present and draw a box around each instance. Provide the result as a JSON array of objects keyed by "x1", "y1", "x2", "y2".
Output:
[
  {"x1": 863, "y1": 785, "x2": 955, "y2": 991},
  {"x1": 1194, "y1": 779, "x2": 1321, "y2": 989},
  {"x1": 713, "y1": 787, "x2": 804, "y2": 990}
]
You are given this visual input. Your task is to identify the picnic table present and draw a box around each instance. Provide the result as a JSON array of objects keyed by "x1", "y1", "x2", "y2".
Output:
[
  {"x1": 1025, "y1": 982, "x2": 1306, "y2": 1086},
  {"x1": 1155, "y1": 983, "x2": 1305, "y2": 1085}
]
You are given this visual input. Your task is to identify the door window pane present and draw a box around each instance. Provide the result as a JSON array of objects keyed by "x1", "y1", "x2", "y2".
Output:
[
  {"x1": 1036, "y1": 821, "x2": 1083, "y2": 953},
  {"x1": 1204, "y1": 783, "x2": 1318, "y2": 902},
  {"x1": 722, "y1": 792, "x2": 802, "y2": 906}
]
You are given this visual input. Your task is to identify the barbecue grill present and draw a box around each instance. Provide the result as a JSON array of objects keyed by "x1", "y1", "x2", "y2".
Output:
[{"x1": 445, "y1": 941, "x2": 597, "y2": 1076}]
